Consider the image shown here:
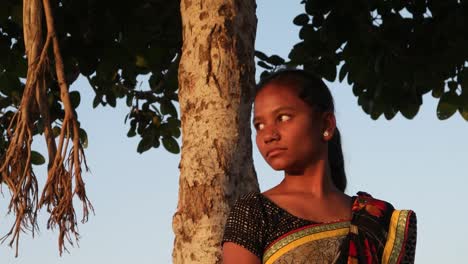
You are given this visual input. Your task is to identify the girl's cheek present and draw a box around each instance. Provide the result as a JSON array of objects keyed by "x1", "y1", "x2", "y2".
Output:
[{"x1": 255, "y1": 135, "x2": 262, "y2": 148}]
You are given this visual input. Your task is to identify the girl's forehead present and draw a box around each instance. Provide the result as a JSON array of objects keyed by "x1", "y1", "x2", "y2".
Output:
[
  {"x1": 254, "y1": 84, "x2": 301, "y2": 105},
  {"x1": 253, "y1": 84, "x2": 311, "y2": 114}
]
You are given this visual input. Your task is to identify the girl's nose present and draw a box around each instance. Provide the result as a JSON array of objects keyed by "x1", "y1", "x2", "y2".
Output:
[{"x1": 263, "y1": 128, "x2": 280, "y2": 144}]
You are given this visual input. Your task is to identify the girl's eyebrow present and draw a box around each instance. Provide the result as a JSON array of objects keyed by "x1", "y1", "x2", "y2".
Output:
[{"x1": 253, "y1": 106, "x2": 296, "y2": 124}]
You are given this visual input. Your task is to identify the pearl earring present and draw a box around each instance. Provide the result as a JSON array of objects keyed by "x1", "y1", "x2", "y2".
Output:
[{"x1": 323, "y1": 131, "x2": 329, "y2": 137}]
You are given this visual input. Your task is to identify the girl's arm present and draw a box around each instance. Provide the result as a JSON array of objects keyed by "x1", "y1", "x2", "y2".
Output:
[{"x1": 223, "y1": 242, "x2": 261, "y2": 264}]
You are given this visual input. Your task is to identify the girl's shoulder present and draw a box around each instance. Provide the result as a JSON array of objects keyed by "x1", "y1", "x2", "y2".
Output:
[
  {"x1": 234, "y1": 190, "x2": 263, "y2": 202},
  {"x1": 228, "y1": 191, "x2": 264, "y2": 212},
  {"x1": 222, "y1": 191, "x2": 266, "y2": 259}
]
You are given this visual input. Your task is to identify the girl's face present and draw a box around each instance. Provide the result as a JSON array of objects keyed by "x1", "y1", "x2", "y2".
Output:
[{"x1": 253, "y1": 83, "x2": 331, "y2": 173}]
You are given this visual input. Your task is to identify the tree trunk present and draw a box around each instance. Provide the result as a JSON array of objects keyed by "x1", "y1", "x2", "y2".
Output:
[{"x1": 173, "y1": 0, "x2": 258, "y2": 263}]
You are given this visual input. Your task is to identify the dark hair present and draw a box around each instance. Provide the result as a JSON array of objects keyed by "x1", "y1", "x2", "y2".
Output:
[{"x1": 256, "y1": 69, "x2": 347, "y2": 192}]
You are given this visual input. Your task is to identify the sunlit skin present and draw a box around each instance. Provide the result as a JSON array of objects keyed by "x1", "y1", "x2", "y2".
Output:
[{"x1": 223, "y1": 82, "x2": 352, "y2": 264}]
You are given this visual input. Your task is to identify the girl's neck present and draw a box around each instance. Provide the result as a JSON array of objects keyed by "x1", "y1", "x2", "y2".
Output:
[{"x1": 280, "y1": 159, "x2": 339, "y2": 198}]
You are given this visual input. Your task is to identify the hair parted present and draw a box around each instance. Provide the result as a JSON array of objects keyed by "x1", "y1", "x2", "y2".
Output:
[{"x1": 255, "y1": 69, "x2": 347, "y2": 192}]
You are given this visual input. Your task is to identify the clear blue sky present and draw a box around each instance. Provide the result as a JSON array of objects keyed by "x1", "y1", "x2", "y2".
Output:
[{"x1": 1, "y1": 1, "x2": 467, "y2": 263}]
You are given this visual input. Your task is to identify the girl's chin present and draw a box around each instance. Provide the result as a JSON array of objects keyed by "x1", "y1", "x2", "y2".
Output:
[
  {"x1": 268, "y1": 160, "x2": 305, "y2": 173},
  {"x1": 267, "y1": 160, "x2": 292, "y2": 171}
]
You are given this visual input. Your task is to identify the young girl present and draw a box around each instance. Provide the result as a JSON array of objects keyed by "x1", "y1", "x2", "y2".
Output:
[{"x1": 222, "y1": 70, "x2": 417, "y2": 264}]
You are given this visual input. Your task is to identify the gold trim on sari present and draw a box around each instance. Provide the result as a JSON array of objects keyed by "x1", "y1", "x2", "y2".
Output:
[
  {"x1": 382, "y1": 210, "x2": 412, "y2": 264},
  {"x1": 263, "y1": 221, "x2": 350, "y2": 264}
]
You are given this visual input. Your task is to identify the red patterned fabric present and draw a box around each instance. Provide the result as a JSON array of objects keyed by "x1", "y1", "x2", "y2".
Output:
[{"x1": 338, "y1": 192, "x2": 416, "y2": 264}]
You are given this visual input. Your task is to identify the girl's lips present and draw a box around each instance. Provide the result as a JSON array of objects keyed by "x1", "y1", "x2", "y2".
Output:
[{"x1": 267, "y1": 148, "x2": 286, "y2": 158}]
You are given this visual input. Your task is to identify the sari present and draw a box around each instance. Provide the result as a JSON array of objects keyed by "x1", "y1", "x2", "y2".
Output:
[{"x1": 262, "y1": 192, "x2": 417, "y2": 264}]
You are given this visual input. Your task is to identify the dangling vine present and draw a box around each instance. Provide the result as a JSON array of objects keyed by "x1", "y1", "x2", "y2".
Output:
[{"x1": 0, "y1": 0, "x2": 92, "y2": 256}]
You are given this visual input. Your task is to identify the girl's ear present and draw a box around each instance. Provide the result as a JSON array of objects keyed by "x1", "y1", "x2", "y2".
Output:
[{"x1": 321, "y1": 112, "x2": 336, "y2": 141}]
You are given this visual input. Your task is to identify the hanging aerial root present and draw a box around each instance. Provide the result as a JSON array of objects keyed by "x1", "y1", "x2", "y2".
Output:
[
  {"x1": 35, "y1": 0, "x2": 93, "y2": 255},
  {"x1": 1, "y1": 0, "x2": 92, "y2": 256},
  {"x1": 0, "y1": 0, "x2": 52, "y2": 256},
  {"x1": 0, "y1": 83, "x2": 40, "y2": 257},
  {"x1": 39, "y1": 116, "x2": 93, "y2": 255}
]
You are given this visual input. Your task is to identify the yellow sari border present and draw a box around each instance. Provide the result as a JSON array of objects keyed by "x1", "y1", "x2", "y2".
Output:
[
  {"x1": 263, "y1": 221, "x2": 350, "y2": 264},
  {"x1": 382, "y1": 210, "x2": 411, "y2": 264}
]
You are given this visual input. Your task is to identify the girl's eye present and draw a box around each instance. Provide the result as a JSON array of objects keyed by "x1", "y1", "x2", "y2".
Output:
[
  {"x1": 255, "y1": 123, "x2": 265, "y2": 130},
  {"x1": 278, "y1": 114, "x2": 291, "y2": 122}
]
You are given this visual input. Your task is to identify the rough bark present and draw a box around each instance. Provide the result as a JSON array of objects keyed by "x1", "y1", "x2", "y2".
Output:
[{"x1": 173, "y1": 0, "x2": 259, "y2": 263}]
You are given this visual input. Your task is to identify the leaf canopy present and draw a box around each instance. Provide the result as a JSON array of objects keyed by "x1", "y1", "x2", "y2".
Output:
[
  {"x1": 257, "y1": 0, "x2": 468, "y2": 121},
  {"x1": 0, "y1": 0, "x2": 182, "y2": 160}
]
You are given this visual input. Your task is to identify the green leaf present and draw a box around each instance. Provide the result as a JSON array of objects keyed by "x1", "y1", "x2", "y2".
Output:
[
  {"x1": 167, "y1": 118, "x2": 181, "y2": 138},
  {"x1": 167, "y1": 116, "x2": 181, "y2": 126},
  {"x1": 152, "y1": 138, "x2": 161, "y2": 148},
  {"x1": 384, "y1": 108, "x2": 398, "y2": 120},
  {"x1": 0, "y1": 74, "x2": 12, "y2": 95},
  {"x1": 127, "y1": 126, "x2": 137, "y2": 137},
  {"x1": 79, "y1": 128, "x2": 88, "y2": 148},
  {"x1": 254, "y1": 51, "x2": 269, "y2": 61},
  {"x1": 31, "y1": 151, "x2": 46, "y2": 165},
  {"x1": 135, "y1": 54, "x2": 149, "y2": 68},
  {"x1": 357, "y1": 94, "x2": 372, "y2": 114},
  {"x1": 137, "y1": 121, "x2": 146, "y2": 135},
  {"x1": 127, "y1": 120, "x2": 137, "y2": 137},
  {"x1": 459, "y1": 68, "x2": 468, "y2": 90},
  {"x1": 152, "y1": 115, "x2": 161, "y2": 126},
  {"x1": 126, "y1": 93, "x2": 134, "y2": 107},
  {"x1": 374, "y1": 53, "x2": 384, "y2": 75},
  {"x1": 312, "y1": 14, "x2": 324, "y2": 27},
  {"x1": 52, "y1": 126, "x2": 61, "y2": 137},
  {"x1": 266, "y1": 55, "x2": 285, "y2": 66},
  {"x1": 149, "y1": 73, "x2": 164, "y2": 93},
  {"x1": 369, "y1": 101, "x2": 384, "y2": 120},
  {"x1": 0, "y1": 97, "x2": 12, "y2": 110},
  {"x1": 400, "y1": 102, "x2": 420, "y2": 119},
  {"x1": 347, "y1": 69, "x2": 354, "y2": 85},
  {"x1": 437, "y1": 92, "x2": 459, "y2": 120},
  {"x1": 259, "y1": 70, "x2": 271, "y2": 81},
  {"x1": 431, "y1": 82, "x2": 444, "y2": 98},
  {"x1": 299, "y1": 25, "x2": 317, "y2": 41},
  {"x1": 147, "y1": 46, "x2": 165, "y2": 71},
  {"x1": 459, "y1": 107, "x2": 468, "y2": 121},
  {"x1": 0, "y1": 3, "x2": 10, "y2": 21},
  {"x1": 93, "y1": 95, "x2": 101, "y2": 108},
  {"x1": 447, "y1": 81, "x2": 458, "y2": 91},
  {"x1": 137, "y1": 135, "x2": 154, "y2": 154},
  {"x1": 162, "y1": 136, "x2": 180, "y2": 154},
  {"x1": 317, "y1": 57, "x2": 337, "y2": 82},
  {"x1": 78, "y1": 56, "x2": 97, "y2": 76},
  {"x1": 338, "y1": 63, "x2": 347, "y2": 82},
  {"x1": 96, "y1": 59, "x2": 117, "y2": 80},
  {"x1": 15, "y1": 57, "x2": 27, "y2": 78},
  {"x1": 293, "y1": 14, "x2": 310, "y2": 26},
  {"x1": 392, "y1": 0, "x2": 405, "y2": 11},
  {"x1": 70, "y1": 91, "x2": 81, "y2": 109},
  {"x1": 172, "y1": 127, "x2": 181, "y2": 138},
  {"x1": 257, "y1": 61, "x2": 273, "y2": 70},
  {"x1": 352, "y1": 84, "x2": 364, "y2": 96},
  {"x1": 106, "y1": 93, "x2": 117, "y2": 107},
  {"x1": 288, "y1": 42, "x2": 307, "y2": 63},
  {"x1": 160, "y1": 100, "x2": 178, "y2": 117},
  {"x1": 0, "y1": 73, "x2": 21, "y2": 96},
  {"x1": 10, "y1": 3, "x2": 22, "y2": 26},
  {"x1": 305, "y1": 0, "x2": 332, "y2": 15}
]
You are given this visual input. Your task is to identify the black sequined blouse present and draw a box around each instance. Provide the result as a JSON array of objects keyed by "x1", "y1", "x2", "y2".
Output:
[
  {"x1": 222, "y1": 191, "x2": 328, "y2": 258},
  {"x1": 222, "y1": 191, "x2": 417, "y2": 263}
]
